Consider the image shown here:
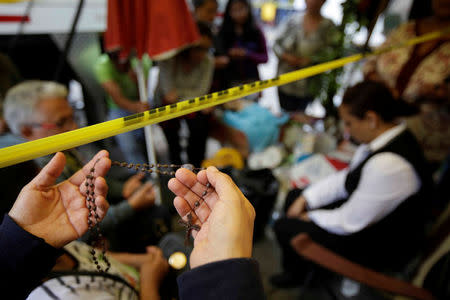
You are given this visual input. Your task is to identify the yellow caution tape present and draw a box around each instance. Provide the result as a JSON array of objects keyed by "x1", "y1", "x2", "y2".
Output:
[{"x1": 0, "y1": 27, "x2": 448, "y2": 168}]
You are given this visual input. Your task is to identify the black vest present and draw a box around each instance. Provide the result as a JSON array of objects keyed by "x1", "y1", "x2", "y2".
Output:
[{"x1": 341, "y1": 129, "x2": 432, "y2": 269}]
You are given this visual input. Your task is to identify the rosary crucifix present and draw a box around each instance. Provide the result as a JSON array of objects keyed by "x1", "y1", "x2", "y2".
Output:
[{"x1": 178, "y1": 213, "x2": 201, "y2": 246}]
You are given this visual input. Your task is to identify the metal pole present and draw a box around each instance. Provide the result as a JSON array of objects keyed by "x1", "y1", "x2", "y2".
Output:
[
  {"x1": 54, "y1": 0, "x2": 85, "y2": 81},
  {"x1": 8, "y1": 0, "x2": 34, "y2": 56},
  {"x1": 134, "y1": 60, "x2": 162, "y2": 205}
]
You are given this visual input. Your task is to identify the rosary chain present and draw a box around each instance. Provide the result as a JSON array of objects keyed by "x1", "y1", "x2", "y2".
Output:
[
  {"x1": 111, "y1": 161, "x2": 205, "y2": 176},
  {"x1": 86, "y1": 161, "x2": 111, "y2": 272},
  {"x1": 110, "y1": 160, "x2": 214, "y2": 246}
]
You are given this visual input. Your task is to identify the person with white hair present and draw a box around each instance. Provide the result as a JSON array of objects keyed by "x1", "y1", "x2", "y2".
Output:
[
  {"x1": 0, "y1": 80, "x2": 170, "y2": 253},
  {"x1": 3, "y1": 80, "x2": 71, "y2": 139}
]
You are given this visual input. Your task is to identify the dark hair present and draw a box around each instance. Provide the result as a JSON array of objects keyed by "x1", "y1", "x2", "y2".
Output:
[
  {"x1": 196, "y1": 21, "x2": 213, "y2": 40},
  {"x1": 178, "y1": 21, "x2": 213, "y2": 60},
  {"x1": 217, "y1": 0, "x2": 260, "y2": 51},
  {"x1": 193, "y1": 0, "x2": 217, "y2": 9},
  {"x1": 342, "y1": 80, "x2": 418, "y2": 122}
]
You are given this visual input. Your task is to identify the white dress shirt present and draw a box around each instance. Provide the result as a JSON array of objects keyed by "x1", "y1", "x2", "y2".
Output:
[{"x1": 303, "y1": 124, "x2": 421, "y2": 235}]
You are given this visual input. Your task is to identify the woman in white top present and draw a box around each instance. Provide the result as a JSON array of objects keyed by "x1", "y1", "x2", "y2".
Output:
[{"x1": 271, "y1": 81, "x2": 432, "y2": 288}]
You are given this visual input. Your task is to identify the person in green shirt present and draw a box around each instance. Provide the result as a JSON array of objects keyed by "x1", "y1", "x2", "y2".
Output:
[{"x1": 94, "y1": 50, "x2": 151, "y2": 164}]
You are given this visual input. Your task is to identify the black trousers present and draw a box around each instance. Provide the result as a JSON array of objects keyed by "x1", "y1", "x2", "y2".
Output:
[
  {"x1": 161, "y1": 113, "x2": 210, "y2": 167},
  {"x1": 278, "y1": 90, "x2": 313, "y2": 112},
  {"x1": 274, "y1": 189, "x2": 349, "y2": 276},
  {"x1": 274, "y1": 189, "x2": 419, "y2": 275}
]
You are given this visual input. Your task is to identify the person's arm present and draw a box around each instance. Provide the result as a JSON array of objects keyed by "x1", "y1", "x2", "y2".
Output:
[
  {"x1": 0, "y1": 151, "x2": 110, "y2": 298},
  {"x1": 100, "y1": 81, "x2": 149, "y2": 113},
  {"x1": 363, "y1": 22, "x2": 411, "y2": 80},
  {"x1": 272, "y1": 16, "x2": 294, "y2": 59},
  {"x1": 273, "y1": 17, "x2": 309, "y2": 68},
  {"x1": 105, "y1": 176, "x2": 125, "y2": 200},
  {"x1": 302, "y1": 168, "x2": 349, "y2": 209},
  {"x1": 286, "y1": 168, "x2": 348, "y2": 218},
  {"x1": 89, "y1": 182, "x2": 154, "y2": 237},
  {"x1": 107, "y1": 251, "x2": 148, "y2": 269},
  {"x1": 139, "y1": 247, "x2": 169, "y2": 300},
  {"x1": 196, "y1": 55, "x2": 215, "y2": 97},
  {"x1": 308, "y1": 153, "x2": 420, "y2": 235},
  {"x1": 0, "y1": 214, "x2": 62, "y2": 300},
  {"x1": 122, "y1": 173, "x2": 145, "y2": 199},
  {"x1": 94, "y1": 57, "x2": 148, "y2": 113},
  {"x1": 168, "y1": 167, "x2": 264, "y2": 299},
  {"x1": 245, "y1": 28, "x2": 269, "y2": 64},
  {"x1": 177, "y1": 258, "x2": 264, "y2": 299},
  {"x1": 157, "y1": 58, "x2": 177, "y2": 102}
]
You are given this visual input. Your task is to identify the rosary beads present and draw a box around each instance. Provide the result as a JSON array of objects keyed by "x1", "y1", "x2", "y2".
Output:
[
  {"x1": 111, "y1": 161, "x2": 204, "y2": 176},
  {"x1": 111, "y1": 161, "x2": 213, "y2": 246},
  {"x1": 86, "y1": 160, "x2": 213, "y2": 271},
  {"x1": 85, "y1": 160, "x2": 111, "y2": 272},
  {"x1": 85, "y1": 161, "x2": 211, "y2": 272},
  {"x1": 86, "y1": 160, "x2": 213, "y2": 272}
]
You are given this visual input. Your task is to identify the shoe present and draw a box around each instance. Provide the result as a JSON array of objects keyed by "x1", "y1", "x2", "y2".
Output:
[{"x1": 269, "y1": 272, "x2": 301, "y2": 288}]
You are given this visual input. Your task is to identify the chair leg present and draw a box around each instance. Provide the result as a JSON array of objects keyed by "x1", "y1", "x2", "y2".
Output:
[
  {"x1": 323, "y1": 283, "x2": 340, "y2": 300},
  {"x1": 298, "y1": 268, "x2": 316, "y2": 299}
]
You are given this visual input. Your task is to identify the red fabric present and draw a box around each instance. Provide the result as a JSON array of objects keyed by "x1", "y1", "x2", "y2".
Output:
[
  {"x1": 0, "y1": 15, "x2": 29, "y2": 22},
  {"x1": 104, "y1": 0, "x2": 124, "y2": 53},
  {"x1": 145, "y1": 0, "x2": 199, "y2": 59},
  {"x1": 104, "y1": 0, "x2": 200, "y2": 60},
  {"x1": 325, "y1": 157, "x2": 348, "y2": 170}
]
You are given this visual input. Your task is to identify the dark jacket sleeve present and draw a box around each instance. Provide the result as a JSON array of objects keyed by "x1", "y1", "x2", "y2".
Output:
[
  {"x1": 0, "y1": 214, "x2": 62, "y2": 300},
  {"x1": 177, "y1": 258, "x2": 265, "y2": 300},
  {"x1": 246, "y1": 28, "x2": 269, "y2": 64}
]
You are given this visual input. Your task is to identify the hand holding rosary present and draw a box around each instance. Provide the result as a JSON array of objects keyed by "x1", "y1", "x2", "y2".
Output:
[{"x1": 86, "y1": 160, "x2": 214, "y2": 272}]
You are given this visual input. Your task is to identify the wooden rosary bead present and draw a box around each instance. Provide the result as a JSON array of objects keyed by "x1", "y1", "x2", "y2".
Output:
[{"x1": 85, "y1": 160, "x2": 110, "y2": 273}]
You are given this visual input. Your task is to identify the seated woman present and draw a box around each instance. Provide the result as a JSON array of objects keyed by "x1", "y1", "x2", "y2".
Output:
[
  {"x1": 27, "y1": 242, "x2": 169, "y2": 300},
  {"x1": 154, "y1": 22, "x2": 214, "y2": 166},
  {"x1": 271, "y1": 81, "x2": 433, "y2": 288},
  {"x1": 363, "y1": 0, "x2": 450, "y2": 165}
]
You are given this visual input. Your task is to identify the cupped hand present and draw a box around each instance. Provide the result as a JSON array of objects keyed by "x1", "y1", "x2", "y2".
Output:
[
  {"x1": 168, "y1": 166, "x2": 255, "y2": 269},
  {"x1": 140, "y1": 246, "x2": 169, "y2": 288},
  {"x1": 229, "y1": 48, "x2": 246, "y2": 59},
  {"x1": 122, "y1": 173, "x2": 145, "y2": 199},
  {"x1": 131, "y1": 102, "x2": 150, "y2": 113},
  {"x1": 127, "y1": 182, "x2": 155, "y2": 211},
  {"x1": 8, "y1": 150, "x2": 111, "y2": 248}
]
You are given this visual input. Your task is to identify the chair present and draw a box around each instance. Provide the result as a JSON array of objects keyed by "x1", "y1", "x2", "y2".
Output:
[
  {"x1": 290, "y1": 163, "x2": 450, "y2": 300},
  {"x1": 290, "y1": 233, "x2": 435, "y2": 300}
]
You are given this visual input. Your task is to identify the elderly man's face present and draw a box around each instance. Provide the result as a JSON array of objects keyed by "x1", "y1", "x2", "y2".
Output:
[{"x1": 25, "y1": 97, "x2": 76, "y2": 140}]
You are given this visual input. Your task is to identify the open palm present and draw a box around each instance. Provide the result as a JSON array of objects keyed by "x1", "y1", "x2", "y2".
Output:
[
  {"x1": 168, "y1": 167, "x2": 255, "y2": 268},
  {"x1": 8, "y1": 151, "x2": 111, "y2": 249}
]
